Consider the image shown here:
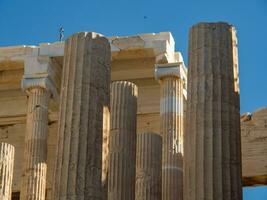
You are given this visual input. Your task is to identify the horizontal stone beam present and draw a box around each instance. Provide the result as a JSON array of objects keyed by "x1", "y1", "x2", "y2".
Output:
[
  {"x1": 0, "y1": 32, "x2": 181, "y2": 65},
  {"x1": 241, "y1": 108, "x2": 267, "y2": 186}
]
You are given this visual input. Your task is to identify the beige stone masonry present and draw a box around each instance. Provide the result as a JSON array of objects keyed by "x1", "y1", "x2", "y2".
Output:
[
  {"x1": 135, "y1": 132, "x2": 162, "y2": 200},
  {"x1": 108, "y1": 81, "x2": 138, "y2": 200},
  {"x1": 0, "y1": 143, "x2": 15, "y2": 200},
  {"x1": 53, "y1": 32, "x2": 111, "y2": 200},
  {"x1": 184, "y1": 22, "x2": 242, "y2": 200}
]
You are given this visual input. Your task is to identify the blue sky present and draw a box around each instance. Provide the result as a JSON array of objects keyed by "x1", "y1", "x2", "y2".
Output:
[{"x1": 0, "y1": 0, "x2": 266, "y2": 199}]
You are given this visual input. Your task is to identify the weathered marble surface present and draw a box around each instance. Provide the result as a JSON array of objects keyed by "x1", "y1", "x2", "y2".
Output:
[
  {"x1": 241, "y1": 108, "x2": 267, "y2": 186},
  {"x1": 108, "y1": 81, "x2": 138, "y2": 200},
  {"x1": 20, "y1": 87, "x2": 50, "y2": 200},
  {"x1": 155, "y1": 63, "x2": 185, "y2": 200},
  {"x1": 53, "y1": 32, "x2": 111, "y2": 200},
  {"x1": 184, "y1": 22, "x2": 242, "y2": 200},
  {"x1": 0, "y1": 143, "x2": 15, "y2": 200},
  {"x1": 135, "y1": 132, "x2": 162, "y2": 200}
]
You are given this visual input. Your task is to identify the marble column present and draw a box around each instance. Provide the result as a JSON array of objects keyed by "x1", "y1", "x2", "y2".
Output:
[
  {"x1": 53, "y1": 32, "x2": 111, "y2": 200},
  {"x1": 135, "y1": 132, "x2": 162, "y2": 200},
  {"x1": 0, "y1": 143, "x2": 15, "y2": 200},
  {"x1": 155, "y1": 63, "x2": 186, "y2": 200},
  {"x1": 184, "y1": 22, "x2": 242, "y2": 200},
  {"x1": 21, "y1": 56, "x2": 57, "y2": 200},
  {"x1": 108, "y1": 81, "x2": 138, "y2": 200}
]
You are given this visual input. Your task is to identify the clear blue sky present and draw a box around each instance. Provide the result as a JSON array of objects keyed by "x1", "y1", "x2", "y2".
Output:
[{"x1": 0, "y1": 0, "x2": 266, "y2": 199}]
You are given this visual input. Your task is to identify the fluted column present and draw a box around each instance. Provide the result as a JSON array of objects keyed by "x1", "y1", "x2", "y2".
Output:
[
  {"x1": 21, "y1": 56, "x2": 57, "y2": 200},
  {"x1": 22, "y1": 87, "x2": 49, "y2": 200},
  {"x1": 135, "y1": 132, "x2": 162, "y2": 200},
  {"x1": 184, "y1": 22, "x2": 242, "y2": 200},
  {"x1": 155, "y1": 62, "x2": 187, "y2": 200},
  {"x1": 0, "y1": 143, "x2": 15, "y2": 200},
  {"x1": 53, "y1": 32, "x2": 111, "y2": 200},
  {"x1": 108, "y1": 81, "x2": 138, "y2": 200}
]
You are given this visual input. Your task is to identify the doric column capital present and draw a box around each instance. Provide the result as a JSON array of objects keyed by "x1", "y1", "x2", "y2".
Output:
[
  {"x1": 155, "y1": 62, "x2": 187, "y2": 82},
  {"x1": 22, "y1": 76, "x2": 56, "y2": 96},
  {"x1": 21, "y1": 55, "x2": 60, "y2": 98},
  {"x1": 155, "y1": 62, "x2": 187, "y2": 99}
]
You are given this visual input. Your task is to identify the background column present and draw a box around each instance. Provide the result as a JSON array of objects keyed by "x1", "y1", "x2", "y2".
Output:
[
  {"x1": 53, "y1": 32, "x2": 111, "y2": 200},
  {"x1": 21, "y1": 56, "x2": 57, "y2": 200},
  {"x1": 155, "y1": 63, "x2": 187, "y2": 200},
  {"x1": 135, "y1": 132, "x2": 162, "y2": 200},
  {"x1": 0, "y1": 143, "x2": 15, "y2": 200},
  {"x1": 107, "y1": 81, "x2": 138, "y2": 200},
  {"x1": 184, "y1": 22, "x2": 242, "y2": 200}
]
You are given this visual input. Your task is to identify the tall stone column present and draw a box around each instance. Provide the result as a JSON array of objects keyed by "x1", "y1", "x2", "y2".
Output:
[
  {"x1": 135, "y1": 132, "x2": 162, "y2": 200},
  {"x1": 53, "y1": 32, "x2": 111, "y2": 200},
  {"x1": 184, "y1": 22, "x2": 242, "y2": 200},
  {"x1": 155, "y1": 63, "x2": 186, "y2": 200},
  {"x1": 21, "y1": 56, "x2": 58, "y2": 200},
  {"x1": 107, "y1": 81, "x2": 138, "y2": 200},
  {"x1": 0, "y1": 143, "x2": 15, "y2": 200}
]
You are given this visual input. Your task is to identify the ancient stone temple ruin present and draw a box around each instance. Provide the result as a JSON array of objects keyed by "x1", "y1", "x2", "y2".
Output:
[{"x1": 0, "y1": 22, "x2": 266, "y2": 200}]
